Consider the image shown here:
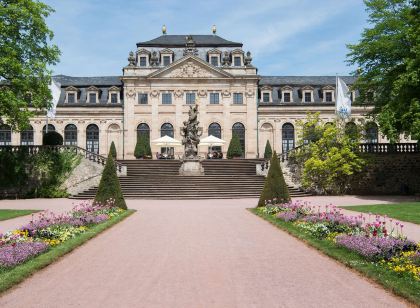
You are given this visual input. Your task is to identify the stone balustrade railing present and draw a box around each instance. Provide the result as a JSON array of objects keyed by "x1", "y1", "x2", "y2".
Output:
[{"x1": 0, "y1": 145, "x2": 124, "y2": 173}]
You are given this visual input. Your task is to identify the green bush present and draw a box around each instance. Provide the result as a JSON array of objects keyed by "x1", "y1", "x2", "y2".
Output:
[
  {"x1": 110, "y1": 141, "x2": 117, "y2": 159},
  {"x1": 134, "y1": 135, "x2": 151, "y2": 159},
  {"x1": 94, "y1": 146, "x2": 127, "y2": 209},
  {"x1": 227, "y1": 134, "x2": 243, "y2": 158},
  {"x1": 42, "y1": 131, "x2": 63, "y2": 145},
  {"x1": 257, "y1": 151, "x2": 290, "y2": 207},
  {"x1": 264, "y1": 140, "x2": 273, "y2": 159}
]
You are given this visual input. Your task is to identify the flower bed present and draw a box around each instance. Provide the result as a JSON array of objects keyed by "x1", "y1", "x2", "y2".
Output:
[
  {"x1": 0, "y1": 199, "x2": 124, "y2": 269},
  {"x1": 257, "y1": 201, "x2": 420, "y2": 282}
]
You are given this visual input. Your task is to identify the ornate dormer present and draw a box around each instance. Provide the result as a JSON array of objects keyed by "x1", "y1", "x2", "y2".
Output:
[
  {"x1": 301, "y1": 86, "x2": 314, "y2": 103},
  {"x1": 207, "y1": 48, "x2": 221, "y2": 66},
  {"x1": 322, "y1": 85, "x2": 335, "y2": 102},
  {"x1": 137, "y1": 48, "x2": 151, "y2": 67},
  {"x1": 260, "y1": 85, "x2": 272, "y2": 103},
  {"x1": 281, "y1": 86, "x2": 293, "y2": 103},
  {"x1": 87, "y1": 86, "x2": 100, "y2": 103},
  {"x1": 108, "y1": 86, "x2": 121, "y2": 104},
  {"x1": 183, "y1": 35, "x2": 198, "y2": 56},
  {"x1": 160, "y1": 48, "x2": 174, "y2": 66},
  {"x1": 65, "y1": 86, "x2": 79, "y2": 103},
  {"x1": 231, "y1": 49, "x2": 244, "y2": 67}
]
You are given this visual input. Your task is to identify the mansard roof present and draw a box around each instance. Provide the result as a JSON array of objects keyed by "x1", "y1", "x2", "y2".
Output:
[
  {"x1": 53, "y1": 75, "x2": 122, "y2": 87},
  {"x1": 136, "y1": 35, "x2": 242, "y2": 48},
  {"x1": 260, "y1": 76, "x2": 356, "y2": 86}
]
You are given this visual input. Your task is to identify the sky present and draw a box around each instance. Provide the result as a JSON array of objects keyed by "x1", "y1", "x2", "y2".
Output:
[{"x1": 42, "y1": 0, "x2": 369, "y2": 77}]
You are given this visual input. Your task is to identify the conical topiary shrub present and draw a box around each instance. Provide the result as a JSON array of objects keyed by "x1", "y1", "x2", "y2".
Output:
[
  {"x1": 134, "y1": 136, "x2": 146, "y2": 159},
  {"x1": 227, "y1": 134, "x2": 243, "y2": 158},
  {"x1": 144, "y1": 136, "x2": 152, "y2": 158},
  {"x1": 257, "y1": 151, "x2": 290, "y2": 207},
  {"x1": 110, "y1": 141, "x2": 117, "y2": 159},
  {"x1": 264, "y1": 140, "x2": 272, "y2": 159},
  {"x1": 94, "y1": 146, "x2": 127, "y2": 209}
]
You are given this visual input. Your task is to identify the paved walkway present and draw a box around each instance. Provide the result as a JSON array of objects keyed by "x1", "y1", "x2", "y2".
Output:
[{"x1": 0, "y1": 197, "x2": 411, "y2": 307}]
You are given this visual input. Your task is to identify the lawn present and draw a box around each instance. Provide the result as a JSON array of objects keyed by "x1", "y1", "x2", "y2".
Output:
[
  {"x1": 0, "y1": 209, "x2": 40, "y2": 221},
  {"x1": 340, "y1": 202, "x2": 420, "y2": 225}
]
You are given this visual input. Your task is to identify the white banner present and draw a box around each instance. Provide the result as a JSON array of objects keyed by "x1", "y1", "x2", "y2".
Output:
[
  {"x1": 47, "y1": 79, "x2": 61, "y2": 119},
  {"x1": 336, "y1": 77, "x2": 352, "y2": 118}
]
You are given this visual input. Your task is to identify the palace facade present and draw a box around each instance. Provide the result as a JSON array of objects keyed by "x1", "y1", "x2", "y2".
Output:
[{"x1": 0, "y1": 33, "x2": 393, "y2": 159}]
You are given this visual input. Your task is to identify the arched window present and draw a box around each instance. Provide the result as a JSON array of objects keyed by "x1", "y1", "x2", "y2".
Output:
[
  {"x1": 137, "y1": 123, "x2": 150, "y2": 139},
  {"x1": 345, "y1": 122, "x2": 358, "y2": 140},
  {"x1": 282, "y1": 123, "x2": 295, "y2": 153},
  {"x1": 208, "y1": 123, "x2": 221, "y2": 138},
  {"x1": 161, "y1": 123, "x2": 174, "y2": 137},
  {"x1": 0, "y1": 124, "x2": 12, "y2": 145},
  {"x1": 232, "y1": 122, "x2": 245, "y2": 156},
  {"x1": 365, "y1": 122, "x2": 378, "y2": 144},
  {"x1": 64, "y1": 124, "x2": 78, "y2": 145},
  {"x1": 21, "y1": 125, "x2": 34, "y2": 145},
  {"x1": 86, "y1": 124, "x2": 99, "y2": 154},
  {"x1": 42, "y1": 124, "x2": 55, "y2": 134}
]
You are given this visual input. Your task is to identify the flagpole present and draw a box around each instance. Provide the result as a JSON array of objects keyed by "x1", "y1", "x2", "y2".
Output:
[{"x1": 335, "y1": 73, "x2": 338, "y2": 118}]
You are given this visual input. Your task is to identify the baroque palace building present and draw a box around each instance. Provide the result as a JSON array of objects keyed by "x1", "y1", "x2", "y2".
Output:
[{"x1": 0, "y1": 31, "x2": 394, "y2": 159}]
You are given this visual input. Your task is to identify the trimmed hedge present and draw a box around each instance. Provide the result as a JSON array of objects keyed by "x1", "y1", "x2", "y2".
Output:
[
  {"x1": 257, "y1": 151, "x2": 290, "y2": 207},
  {"x1": 264, "y1": 140, "x2": 273, "y2": 159},
  {"x1": 227, "y1": 134, "x2": 243, "y2": 158},
  {"x1": 110, "y1": 141, "x2": 117, "y2": 159}
]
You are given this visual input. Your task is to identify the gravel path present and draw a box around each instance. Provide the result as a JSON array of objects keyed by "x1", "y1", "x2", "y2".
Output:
[{"x1": 0, "y1": 198, "x2": 407, "y2": 308}]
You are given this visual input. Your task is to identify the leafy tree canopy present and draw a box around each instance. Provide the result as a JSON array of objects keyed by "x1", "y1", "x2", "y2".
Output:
[
  {"x1": 0, "y1": 0, "x2": 60, "y2": 130},
  {"x1": 347, "y1": 0, "x2": 420, "y2": 141}
]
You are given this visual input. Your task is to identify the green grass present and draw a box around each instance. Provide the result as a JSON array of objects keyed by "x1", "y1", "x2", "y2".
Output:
[
  {"x1": 250, "y1": 209, "x2": 420, "y2": 306},
  {"x1": 0, "y1": 209, "x2": 40, "y2": 221},
  {"x1": 340, "y1": 202, "x2": 420, "y2": 225},
  {"x1": 0, "y1": 209, "x2": 135, "y2": 294}
]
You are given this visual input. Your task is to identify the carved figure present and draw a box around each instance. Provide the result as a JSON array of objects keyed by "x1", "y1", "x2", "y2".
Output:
[
  {"x1": 180, "y1": 105, "x2": 202, "y2": 159},
  {"x1": 127, "y1": 51, "x2": 136, "y2": 66}
]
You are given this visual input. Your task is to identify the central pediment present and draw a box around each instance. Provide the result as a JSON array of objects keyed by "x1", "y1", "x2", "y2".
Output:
[{"x1": 147, "y1": 56, "x2": 233, "y2": 79}]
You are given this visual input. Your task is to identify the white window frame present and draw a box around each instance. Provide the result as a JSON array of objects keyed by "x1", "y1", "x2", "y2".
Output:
[
  {"x1": 261, "y1": 91, "x2": 272, "y2": 103},
  {"x1": 87, "y1": 92, "x2": 99, "y2": 103},
  {"x1": 323, "y1": 90, "x2": 334, "y2": 103},
  {"x1": 282, "y1": 91, "x2": 293, "y2": 103},
  {"x1": 139, "y1": 56, "x2": 148, "y2": 67},
  {"x1": 160, "y1": 49, "x2": 174, "y2": 66},
  {"x1": 210, "y1": 56, "x2": 220, "y2": 66},
  {"x1": 302, "y1": 90, "x2": 314, "y2": 103},
  {"x1": 66, "y1": 92, "x2": 77, "y2": 103}
]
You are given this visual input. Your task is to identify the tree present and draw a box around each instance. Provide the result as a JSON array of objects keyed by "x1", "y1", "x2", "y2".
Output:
[
  {"x1": 144, "y1": 136, "x2": 152, "y2": 158},
  {"x1": 134, "y1": 136, "x2": 146, "y2": 159},
  {"x1": 94, "y1": 146, "x2": 127, "y2": 210},
  {"x1": 347, "y1": 0, "x2": 420, "y2": 142},
  {"x1": 291, "y1": 113, "x2": 365, "y2": 194},
  {"x1": 109, "y1": 141, "x2": 117, "y2": 159},
  {"x1": 0, "y1": 0, "x2": 60, "y2": 130},
  {"x1": 227, "y1": 134, "x2": 243, "y2": 158},
  {"x1": 264, "y1": 140, "x2": 273, "y2": 159},
  {"x1": 257, "y1": 151, "x2": 290, "y2": 207}
]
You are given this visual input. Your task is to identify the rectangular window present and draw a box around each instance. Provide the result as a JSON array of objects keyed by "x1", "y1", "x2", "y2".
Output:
[
  {"x1": 163, "y1": 56, "x2": 171, "y2": 66},
  {"x1": 234, "y1": 56, "x2": 241, "y2": 67},
  {"x1": 233, "y1": 93, "x2": 243, "y2": 104},
  {"x1": 67, "y1": 93, "x2": 75, "y2": 103},
  {"x1": 325, "y1": 92, "x2": 333, "y2": 102},
  {"x1": 139, "y1": 57, "x2": 147, "y2": 67},
  {"x1": 304, "y1": 92, "x2": 312, "y2": 102},
  {"x1": 210, "y1": 56, "x2": 219, "y2": 66},
  {"x1": 209, "y1": 93, "x2": 219, "y2": 104},
  {"x1": 186, "y1": 92, "x2": 196, "y2": 104},
  {"x1": 89, "y1": 93, "x2": 97, "y2": 103},
  {"x1": 138, "y1": 93, "x2": 148, "y2": 104},
  {"x1": 262, "y1": 92, "x2": 270, "y2": 103},
  {"x1": 162, "y1": 93, "x2": 172, "y2": 104},
  {"x1": 110, "y1": 93, "x2": 118, "y2": 103},
  {"x1": 283, "y1": 92, "x2": 291, "y2": 102}
]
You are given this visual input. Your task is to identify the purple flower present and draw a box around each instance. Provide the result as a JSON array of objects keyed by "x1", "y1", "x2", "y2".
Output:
[{"x1": 0, "y1": 242, "x2": 48, "y2": 268}]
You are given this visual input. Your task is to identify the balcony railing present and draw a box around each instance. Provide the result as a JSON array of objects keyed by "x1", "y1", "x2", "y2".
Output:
[{"x1": 0, "y1": 145, "x2": 123, "y2": 173}]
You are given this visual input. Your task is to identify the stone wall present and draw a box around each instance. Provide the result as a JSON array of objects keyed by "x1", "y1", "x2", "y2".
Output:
[
  {"x1": 349, "y1": 153, "x2": 420, "y2": 195},
  {"x1": 61, "y1": 158, "x2": 126, "y2": 196}
]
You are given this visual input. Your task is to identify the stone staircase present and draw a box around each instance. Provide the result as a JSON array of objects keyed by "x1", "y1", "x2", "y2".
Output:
[{"x1": 71, "y1": 159, "x2": 310, "y2": 200}]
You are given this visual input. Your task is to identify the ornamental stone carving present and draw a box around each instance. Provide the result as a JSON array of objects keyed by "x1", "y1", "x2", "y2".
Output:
[
  {"x1": 127, "y1": 89, "x2": 136, "y2": 98},
  {"x1": 150, "y1": 90, "x2": 159, "y2": 97},
  {"x1": 150, "y1": 51, "x2": 159, "y2": 67},
  {"x1": 174, "y1": 89, "x2": 183, "y2": 98},
  {"x1": 183, "y1": 35, "x2": 198, "y2": 56},
  {"x1": 246, "y1": 89, "x2": 255, "y2": 97},
  {"x1": 222, "y1": 90, "x2": 231, "y2": 97},
  {"x1": 244, "y1": 51, "x2": 253, "y2": 66},
  {"x1": 197, "y1": 89, "x2": 207, "y2": 97},
  {"x1": 127, "y1": 51, "x2": 136, "y2": 67},
  {"x1": 222, "y1": 51, "x2": 231, "y2": 66},
  {"x1": 167, "y1": 61, "x2": 216, "y2": 78}
]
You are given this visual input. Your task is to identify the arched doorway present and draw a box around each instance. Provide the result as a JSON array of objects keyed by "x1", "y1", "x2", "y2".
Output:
[
  {"x1": 282, "y1": 123, "x2": 295, "y2": 153},
  {"x1": 107, "y1": 124, "x2": 121, "y2": 158},
  {"x1": 365, "y1": 122, "x2": 378, "y2": 143},
  {"x1": 260, "y1": 123, "x2": 274, "y2": 157},
  {"x1": 42, "y1": 124, "x2": 55, "y2": 134},
  {"x1": 21, "y1": 125, "x2": 34, "y2": 145},
  {"x1": 161, "y1": 123, "x2": 174, "y2": 157},
  {"x1": 86, "y1": 124, "x2": 99, "y2": 154},
  {"x1": 137, "y1": 123, "x2": 150, "y2": 139},
  {"x1": 208, "y1": 122, "x2": 222, "y2": 154}
]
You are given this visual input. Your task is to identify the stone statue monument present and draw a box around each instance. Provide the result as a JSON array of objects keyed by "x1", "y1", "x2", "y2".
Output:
[{"x1": 179, "y1": 105, "x2": 204, "y2": 175}]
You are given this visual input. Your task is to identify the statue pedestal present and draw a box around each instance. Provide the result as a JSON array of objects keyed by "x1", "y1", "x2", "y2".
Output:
[{"x1": 179, "y1": 159, "x2": 204, "y2": 176}]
